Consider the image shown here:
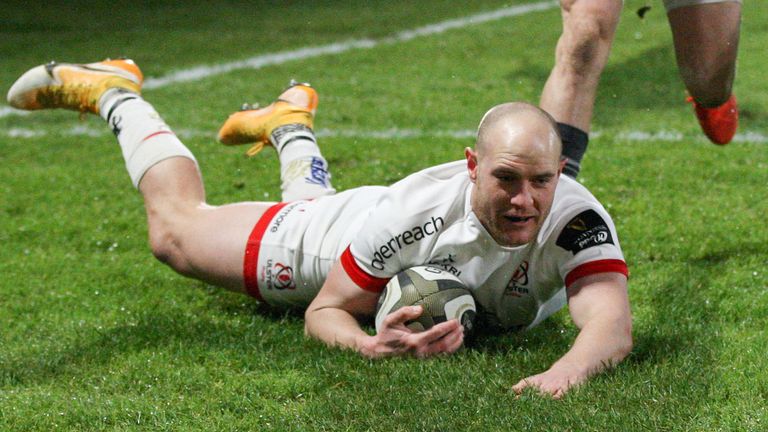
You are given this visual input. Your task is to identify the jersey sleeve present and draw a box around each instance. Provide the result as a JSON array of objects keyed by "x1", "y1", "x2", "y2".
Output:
[
  {"x1": 340, "y1": 245, "x2": 391, "y2": 293},
  {"x1": 343, "y1": 198, "x2": 448, "y2": 293},
  {"x1": 340, "y1": 162, "x2": 466, "y2": 293},
  {"x1": 548, "y1": 206, "x2": 628, "y2": 288}
]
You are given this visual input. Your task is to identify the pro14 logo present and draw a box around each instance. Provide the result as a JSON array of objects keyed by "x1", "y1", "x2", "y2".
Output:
[{"x1": 556, "y1": 209, "x2": 614, "y2": 255}]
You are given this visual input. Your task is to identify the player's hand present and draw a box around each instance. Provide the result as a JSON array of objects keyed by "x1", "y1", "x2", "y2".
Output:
[
  {"x1": 511, "y1": 362, "x2": 588, "y2": 399},
  {"x1": 360, "y1": 305, "x2": 464, "y2": 359}
]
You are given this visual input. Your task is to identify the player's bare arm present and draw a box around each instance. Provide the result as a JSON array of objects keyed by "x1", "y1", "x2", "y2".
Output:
[
  {"x1": 304, "y1": 261, "x2": 464, "y2": 359},
  {"x1": 512, "y1": 271, "x2": 632, "y2": 398}
]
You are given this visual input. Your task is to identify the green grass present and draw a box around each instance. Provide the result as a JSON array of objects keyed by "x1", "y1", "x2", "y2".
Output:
[{"x1": 2, "y1": 0, "x2": 767, "y2": 430}]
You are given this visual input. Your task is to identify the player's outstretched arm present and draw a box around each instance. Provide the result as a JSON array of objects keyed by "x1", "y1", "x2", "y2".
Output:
[
  {"x1": 512, "y1": 272, "x2": 632, "y2": 399},
  {"x1": 304, "y1": 261, "x2": 464, "y2": 359}
]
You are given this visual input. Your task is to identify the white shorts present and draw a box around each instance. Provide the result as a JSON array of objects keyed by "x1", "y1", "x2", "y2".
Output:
[
  {"x1": 243, "y1": 201, "x2": 333, "y2": 309},
  {"x1": 241, "y1": 186, "x2": 384, "y2": 309},
  {"x1": 663, "y1": 0, "x2": 741, "y2": 12}
]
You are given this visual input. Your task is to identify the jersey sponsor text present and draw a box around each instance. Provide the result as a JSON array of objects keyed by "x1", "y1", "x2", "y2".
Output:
[{"x1": 370, "y1": 216, "x2": 445, "y2": 270}]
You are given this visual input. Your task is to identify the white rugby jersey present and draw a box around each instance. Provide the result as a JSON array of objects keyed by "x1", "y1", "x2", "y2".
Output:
[{"x1": 324, "y1": 160, "x2": 629, "y2": 330}]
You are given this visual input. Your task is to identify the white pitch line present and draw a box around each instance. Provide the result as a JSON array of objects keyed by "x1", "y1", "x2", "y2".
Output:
[
  {"x1": 0, "y1": 0, "x2": 559, "y2": 118},
  {"x1": 0, "y1": 0, "x2": 558, "y2": 120},
  {"x1": 2, "y1": 125, "x2": 766, "y2": 144},
  {"x1": 0, "y1": 106, "x2": 29, "y2": 118},
  {"x1": 142, "y1": 1, "x2": 557, "y2": 89}
]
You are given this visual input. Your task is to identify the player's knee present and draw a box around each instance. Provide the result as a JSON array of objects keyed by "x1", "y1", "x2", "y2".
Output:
[
  {"x1": 147, "y1": 221, "x2": 193, "y2": 275},
  {"x1": 559, "y1": 19, "x2": 602, "y2": 76},
  {"x1": 148, "y1": 226, "x2": 173, "y2": 263},
  {"x1": 558, "y1": 0, "x2": 620, "y2": 75}
]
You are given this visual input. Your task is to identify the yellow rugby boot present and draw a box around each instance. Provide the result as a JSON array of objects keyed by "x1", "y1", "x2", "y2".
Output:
[
  {"x1": 7, "y1": 59, "x2": 143, "y2": 115},
  {"x1": 217, "y1": 81, "x2": 318, "y2": 156}
]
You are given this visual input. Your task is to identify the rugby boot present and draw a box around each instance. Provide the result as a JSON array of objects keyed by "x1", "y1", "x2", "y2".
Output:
[
  {"x1": 688, "y1": 94, "x2": 738, "y2": 145},
  {"x1": 217, "y1": 81, "x2": 318, "y2": 156},
  {"x1": 7, "y1": 59, "x2": 143, "y2": 115}
]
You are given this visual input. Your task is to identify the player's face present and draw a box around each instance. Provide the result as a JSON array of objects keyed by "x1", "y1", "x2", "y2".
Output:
[{"x1": 467, "y1": 122, "x2": 563, "y2": 247}]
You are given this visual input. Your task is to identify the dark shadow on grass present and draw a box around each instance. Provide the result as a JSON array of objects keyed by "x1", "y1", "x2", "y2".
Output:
[
  {"x1": 622, "y1": 249, "x2": 738, "y2": 404},
  {"x1": 0, "y1": 305, "x2": 310, "y2": 388},
  {"x1": 14, "y1": 232, "x2": 745, "y2": 390},
  {"x1": 205, "y1": 281, "x2": 580, "y2": 357},
  {"x1": 201, "y1": 285, "x2": 306, "y2": 321},
  {"x1": 461, "y1": 238, "x2": 751, "y2": 387},
  {"x1": 462, "y1": 315, "x2": 576, "y2": 356},
  {"x1": 689, "y1": 240, "x2": 766, "y2": 266}
]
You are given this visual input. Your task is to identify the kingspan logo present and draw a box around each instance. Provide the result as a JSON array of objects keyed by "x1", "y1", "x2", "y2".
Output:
[{"x1": 370, "y1": 216, "x2": 444, "y2": 270}]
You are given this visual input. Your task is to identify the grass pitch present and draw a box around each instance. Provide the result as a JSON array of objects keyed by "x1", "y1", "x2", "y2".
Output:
[{"x1": 1, "y1": 0, "x2": 767, "y2": 430}]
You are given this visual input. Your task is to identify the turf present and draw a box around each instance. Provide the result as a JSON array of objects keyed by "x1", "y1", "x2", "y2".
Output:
[{"x1": 1, "y1": 0, "x2": 767, "y2": 430}]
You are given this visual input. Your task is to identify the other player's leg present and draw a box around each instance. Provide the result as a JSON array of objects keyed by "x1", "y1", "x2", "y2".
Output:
[
  {"x1": 539, "y1": 0, "x2": 623, "y2": 178},
  {"x1": 6, "y1": 59, "x2": 274, "y2": 293},
  {"x1": 665, "y1": 0, "x2": 741, "y2": 144}
]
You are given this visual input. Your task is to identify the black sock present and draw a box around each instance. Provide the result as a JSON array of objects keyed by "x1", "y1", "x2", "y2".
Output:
[{"x1": 557, "y1": 122, "x2": 588, "y2": 179}]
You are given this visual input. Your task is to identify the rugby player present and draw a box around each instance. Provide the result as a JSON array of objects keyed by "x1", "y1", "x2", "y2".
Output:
[
  {"x1": 547, "y1": 0, "x2": 742, "y2": 178},
  {"x1": 8, "y1": 59, "x2": 632, "y2": 398}
]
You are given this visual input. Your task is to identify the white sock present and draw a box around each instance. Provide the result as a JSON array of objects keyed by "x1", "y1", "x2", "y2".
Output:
[
  {"x1": 99, "y1": 89, "x2": 197, "y2": 188},
  {"x1": 270, "y1": 124, "x2": 335, "y2": 201}
]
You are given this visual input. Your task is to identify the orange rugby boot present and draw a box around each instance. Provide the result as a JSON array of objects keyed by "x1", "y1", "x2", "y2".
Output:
[
  {"x1": 688, "y1": 94, "x2": 738, "y2": 145},
  {"x1": 7, "y1": 59, "x2": 143, "y2": 115},
  {"x1": 217, "y1": 80, "x2": 318, "y2": 156}
]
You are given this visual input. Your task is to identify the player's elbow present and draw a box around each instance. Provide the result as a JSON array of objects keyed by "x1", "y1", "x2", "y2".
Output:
[
  {"x1": 303, "y1": 303, "x2": 328, "y2": 342},
  {"x1": 303, "y1": 308, "x2": 317, "y2": 338},
  {"x1": 614, "y1": 314, "x2": 633, "y2": 362}
]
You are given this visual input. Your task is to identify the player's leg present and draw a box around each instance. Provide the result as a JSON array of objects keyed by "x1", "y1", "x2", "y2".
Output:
[
  {"x1": 137, "y1": 157, "x2": 272, "y2": 291},
  {"x1": 539, "y1": 0, "x2": 623, "y2": 178},
  {"x1": 6, "y1": 59, "x2": 271, "y2": 293},
  {"x1": 665, "y1": 0, "x2": 741, "y2": 144},
  {"x1": 218, "y1": 82, "x2": 336, "y2": 201}
]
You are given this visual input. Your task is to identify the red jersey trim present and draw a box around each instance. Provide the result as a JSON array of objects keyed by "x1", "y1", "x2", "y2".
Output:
[
  {"x1": 141, "y1": 130, "x2": 175, "y2": 142},
  {"x1": 565, "y1": 259, "x2": 628, "y2": 288},
  {"x1": 243, "y1": 202, "x2": 289, "y2": 302},
  {"x1": 340, "y1": 246, "x2": 390, "y2": 293}
]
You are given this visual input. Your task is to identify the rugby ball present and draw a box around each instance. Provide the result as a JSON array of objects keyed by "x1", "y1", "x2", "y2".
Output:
[{"x1": 375, "y1": 266, "x2": 476, "y2": 334}]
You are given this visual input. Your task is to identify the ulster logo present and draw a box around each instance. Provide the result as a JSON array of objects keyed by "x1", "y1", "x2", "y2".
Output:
[
  {"x1": 272, "y1": 263, "x2": 296, "y2": 290},
  {"x1": 504, "y1": 261, "x2": 530, "y2": 297},
  {"x1": 263, "y1": 259, "x2": 296, "y2": 290}
]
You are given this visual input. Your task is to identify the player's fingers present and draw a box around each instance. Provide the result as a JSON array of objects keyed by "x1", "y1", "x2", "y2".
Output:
[
  {"x1": 552, "y1": 388, "x2": 566, "y2": 400},
  {"x1": 407, "y1": 321, "x2": 461, "y2": 357},
  {"x1": 383, "y1": 305, "x2": 423, "y2": 328},
  {"x1": 512, "y1": 377, "x2": 533, "y2": 394},
  {"x1": 436, "y1": 324, "x2": 464, "y2": 353},
  {"x1": 420, "y1": 322, "x2": 464, "y2": 355},
  {"x1": 412, "y1": 319, "x2": 459, "y2": 344}
]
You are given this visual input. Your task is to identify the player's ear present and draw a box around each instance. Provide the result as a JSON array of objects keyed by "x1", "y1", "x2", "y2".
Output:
[
  {"x1": 558, "y1": 157, "x2": 567, "y2": 176},
  {"x1": 465, "y1": 147, "x2": 478, "y2": 182}
]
